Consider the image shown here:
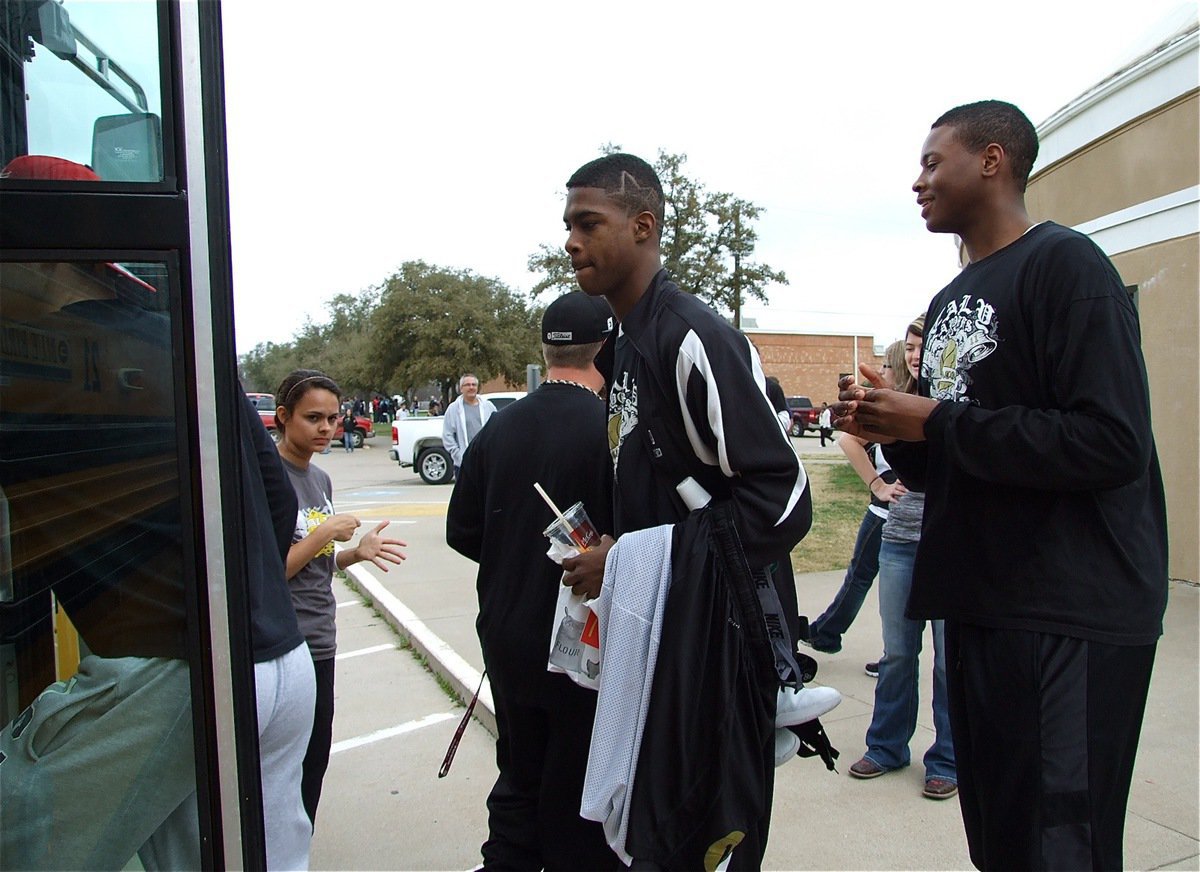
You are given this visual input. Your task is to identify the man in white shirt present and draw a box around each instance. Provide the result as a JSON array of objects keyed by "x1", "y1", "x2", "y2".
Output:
[{"x1": 818, "y1": 403, "x2": 834, "y2": 447}]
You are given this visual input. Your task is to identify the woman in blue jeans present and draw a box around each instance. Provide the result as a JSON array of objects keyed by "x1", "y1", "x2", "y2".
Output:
[
  {"x1": 847, "y1": 317, "x2": 957, "y2": 800},
  {"x1": 807, "y1": 341, "x2": 905, "y2": 668}
]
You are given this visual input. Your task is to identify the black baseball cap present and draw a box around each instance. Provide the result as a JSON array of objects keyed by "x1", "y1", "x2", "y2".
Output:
[{"x1": 541, "y1": 292, "x2": 615, "y2": 346}]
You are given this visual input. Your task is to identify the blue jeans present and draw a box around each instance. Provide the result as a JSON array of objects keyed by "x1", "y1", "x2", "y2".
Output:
[
  {"x1": 343, "y1": 432, "x2": 354, "y2": 452},
  {"x1": 863, "y1": 539, "x2": 955, "y2": 781},
  {"x1": 808, "y1": 508, "x2": 884, "y2": 652}
]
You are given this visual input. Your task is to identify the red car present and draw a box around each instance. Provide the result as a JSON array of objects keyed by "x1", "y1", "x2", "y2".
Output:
[
  {"x1": 786, "y1": 396, "x2": 820, "y2": 437},
  {"x1": 246, "y1": 392, "x2": 375, "y2": 448}
]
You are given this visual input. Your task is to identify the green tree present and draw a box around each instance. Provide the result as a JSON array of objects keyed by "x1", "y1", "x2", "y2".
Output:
[
  {"x1": 526, "y1": 149, "x2": 786, "y2": 326},
  {"x1": 239, "y1": 340, "x2": 303, "y2": 395},
  {"x1": 366, "y1": 261, "x2": 540, "y2": 402},
  {"x1": 290, "y1": 291, "x2": 378, "y2": 397},
  {"x1": 238, "y1": 291, "x2": 378, "y2": 398}
]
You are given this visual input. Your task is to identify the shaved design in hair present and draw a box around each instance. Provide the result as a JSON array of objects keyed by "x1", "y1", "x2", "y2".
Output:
[{"x1": 567, "y1": 153, "x2": 665, "y2": 233}]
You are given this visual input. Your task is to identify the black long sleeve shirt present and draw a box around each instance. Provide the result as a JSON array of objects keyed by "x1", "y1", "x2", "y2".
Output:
[{"x1": 886, "y1": 222, "x2": 1167, "y2": 645}]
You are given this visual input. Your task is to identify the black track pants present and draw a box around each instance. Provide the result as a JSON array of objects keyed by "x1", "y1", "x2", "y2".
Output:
[{"x1": 945, "y1": 621, "x2": 1156, "y2": 871}]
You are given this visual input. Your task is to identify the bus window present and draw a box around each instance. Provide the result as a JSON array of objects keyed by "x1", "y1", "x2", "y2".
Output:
[
  {"x1": 0, "y1": 256, "x2": 197, "y2": 869},
  {"x1": 1, "y1": 0, "x2": 163, "y2": 182}
]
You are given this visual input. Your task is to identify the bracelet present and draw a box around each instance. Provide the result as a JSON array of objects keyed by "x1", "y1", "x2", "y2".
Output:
[{"x1": 868, "y1": 475, "x2": 882, "y2": 490}]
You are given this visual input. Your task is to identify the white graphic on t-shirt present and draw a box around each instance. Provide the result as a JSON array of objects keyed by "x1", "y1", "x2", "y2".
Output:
[
  {"x1": 607, "y1": 371, "x2": 638, "y2": 472},
  {"x1": 924, "y1": 294, "x2": 999, "y2": 402},
  {"x1": 295, "y1": 496, "x2": 336, "y2": 557}
]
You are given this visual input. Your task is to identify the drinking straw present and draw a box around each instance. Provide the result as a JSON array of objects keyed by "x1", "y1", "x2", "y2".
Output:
[{"x1": 533, "y1": 481, "x2": 568, "y2": 527}]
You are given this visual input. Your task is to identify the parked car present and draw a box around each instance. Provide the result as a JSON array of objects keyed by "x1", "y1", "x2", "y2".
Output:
[
  {"x1": 245, "y1": 391, "x2": 376, "y2": 448},
  {"x1": 481, "y1": 391, "x2": 526, "y2": 411},
  {"x1": 389, "y1": 391, "x2": 526, "y2": 484},
  {"x1": 786, "y1": 395, "x2": 820, "y2": 437}
]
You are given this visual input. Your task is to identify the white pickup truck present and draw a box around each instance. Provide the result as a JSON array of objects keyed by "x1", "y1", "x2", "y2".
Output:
[{"x1": 388, "y1": 392, "x2": 525, "y2": 484}]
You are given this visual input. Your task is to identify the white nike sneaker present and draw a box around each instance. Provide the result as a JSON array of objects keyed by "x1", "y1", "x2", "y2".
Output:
[
  {"x1": 775, "y1": 684, "x2": 842, "y2": 728},
  {"x1": 774, "y1": 728, "x2": 801, "y2": 767}
]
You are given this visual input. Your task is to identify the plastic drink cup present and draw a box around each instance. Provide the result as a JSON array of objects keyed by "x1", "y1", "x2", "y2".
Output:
[{"x1": 542, "y1": 501, "x2": 601, "y2": 551}]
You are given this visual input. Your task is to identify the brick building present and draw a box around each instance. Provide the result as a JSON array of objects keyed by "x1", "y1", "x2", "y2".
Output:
[
  {"x1": 747, "y1": 331, "x2": 886, "y2": 406},
  {"x1": 483, "y1": 329, "x2": 890, "y2": 408}
]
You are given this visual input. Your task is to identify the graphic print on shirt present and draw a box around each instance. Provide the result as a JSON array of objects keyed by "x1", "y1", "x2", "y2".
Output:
[
  {"x1": 295, "y1": 496, "x2": 336, "y2": 556},
  {"x1": 923, "y1": 294, "x2": 999, "y2": 402},
  {"x1": 608, "y1": 370, "x2": 638, "y2": 473}
]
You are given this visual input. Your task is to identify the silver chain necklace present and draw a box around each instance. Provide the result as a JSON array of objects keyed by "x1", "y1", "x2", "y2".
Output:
[{"x1": 542, "y1": 379, "x2": 604, "y2": 400}]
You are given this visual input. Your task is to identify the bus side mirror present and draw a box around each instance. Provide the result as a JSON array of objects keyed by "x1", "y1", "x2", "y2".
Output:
[{"x1": 92, "y1": 113, "x2": 162, "y2": 182}]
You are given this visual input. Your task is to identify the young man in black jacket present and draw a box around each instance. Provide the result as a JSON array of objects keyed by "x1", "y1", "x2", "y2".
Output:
[
  {"x1": 559, "y1": 153, "x2": 826, "y2": 869},
  {"x1": 834, "y1": 100, "x2": 1168, "y2": 870}
]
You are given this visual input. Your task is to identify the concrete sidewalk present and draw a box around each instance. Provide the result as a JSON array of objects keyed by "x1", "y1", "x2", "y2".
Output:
[{"x1": 314, "y1": 443, "x2": 1199, "y2": 870}]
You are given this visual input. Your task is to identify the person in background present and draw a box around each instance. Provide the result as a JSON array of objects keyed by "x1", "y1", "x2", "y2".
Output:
[
  {"x1": 274, "y1": 369, "x2": 407, "y2": 827},
  {"x1": 237, "y1": 388, "x2": 319, "y2": 867},
  {"x1": 835, "y1": 100, "x2": 1167, "y2": 868},
  {"x1": 765, "y1": 376, "x2": 792, "y2": 432},
  {"x1": 844, "y1": 318, "x2": 957, "y2": 801},
  {"x1": 442, "y1": 373, "x2": 497, "y2": 479},
  {"x1": 340, "y1": 409, "x2": 355, "y2": 453},
  {"x1": 446, "y1": 292, "x2": 618, "y2": 871},
  {"x1": 818, "y1": 402, "x2": 834, "y2": 447},
  {"x1": 804, "y1": 340, "x2": 906, "y2": 676}
]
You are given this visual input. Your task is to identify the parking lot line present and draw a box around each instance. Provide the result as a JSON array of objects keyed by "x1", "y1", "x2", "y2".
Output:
[
  {"x1": 334, "y1": 642, "x2": 397, "y2": 661},
  {"x1": 330, "y1": 712, "x2": 457, "y2": 755}
]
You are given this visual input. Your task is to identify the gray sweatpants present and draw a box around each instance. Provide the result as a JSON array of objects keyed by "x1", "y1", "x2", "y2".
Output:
[{"x1": 256, "y1": 642, "x2": 317, "y2": 870}]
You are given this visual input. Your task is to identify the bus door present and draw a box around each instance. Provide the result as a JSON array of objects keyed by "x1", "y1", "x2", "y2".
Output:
[{"x1": 1, "y1": 2, "x2": 263, "y2": 868}]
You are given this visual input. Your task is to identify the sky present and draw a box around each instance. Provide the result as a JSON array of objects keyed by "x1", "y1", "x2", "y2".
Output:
[{"x1": 218, "y1": 0, "x2": 1198, "y2": 355}]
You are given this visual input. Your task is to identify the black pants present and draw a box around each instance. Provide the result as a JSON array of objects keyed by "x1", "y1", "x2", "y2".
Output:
[
  {"x1": 946, "y1": 621, "x2": 1156, "y2": 871},
  {"x1": 301, "y1": 656, "x2": 336, "y2": 826},
  {"x1": 483, "y1": 674, "x2": 618, "y2": 872}
]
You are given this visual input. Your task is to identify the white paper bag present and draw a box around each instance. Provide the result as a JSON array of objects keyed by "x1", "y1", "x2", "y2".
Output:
[{"x1": 545, "y1": 542, "x2": 602, "y2": 690}]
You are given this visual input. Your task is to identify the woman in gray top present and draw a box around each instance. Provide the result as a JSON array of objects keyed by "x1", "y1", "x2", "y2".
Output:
[
  {"x1": 846, "y1": 317, "x2": 957, "y2": 800},
  {"x1": 274, "y1": 369, "x2": 407, "y2": 825}
]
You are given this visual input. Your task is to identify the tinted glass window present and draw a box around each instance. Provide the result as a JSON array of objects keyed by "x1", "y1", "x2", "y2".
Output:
[
  {"x1": 0, "y1": 258, "x2": 197, "y2": 869},
  {"x1": 1, "y1": 1, "x2": 164, "y2": 182}
]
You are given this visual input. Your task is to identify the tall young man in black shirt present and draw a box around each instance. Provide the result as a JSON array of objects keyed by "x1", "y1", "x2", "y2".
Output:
[
  {"x1": 559, "y1": 153, "x2": 823, "y2": 869},
  {"x1": 834, "y1": 100, "x2": 1168, "y2": 870}
]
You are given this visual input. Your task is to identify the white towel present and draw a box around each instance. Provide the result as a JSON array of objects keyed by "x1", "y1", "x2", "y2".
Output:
[{"x1": 579, "y1": 524, "x2": 674, "y2": 866}]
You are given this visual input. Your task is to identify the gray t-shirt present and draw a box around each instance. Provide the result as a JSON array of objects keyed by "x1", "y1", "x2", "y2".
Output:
[
  {"x1": 881, "y1": 489, "x2": 924, "y2": 544},
  {"x1": 464, "y1": 401, "x2": 483, "y2": 444},
  {"x1": 281, "y1": 456, "x2": 338, "y2": 660}
]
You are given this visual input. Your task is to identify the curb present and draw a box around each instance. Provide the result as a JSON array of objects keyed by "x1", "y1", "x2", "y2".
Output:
[{"x1": 343, "y1": 562, "x2": 497, "y2": 736}]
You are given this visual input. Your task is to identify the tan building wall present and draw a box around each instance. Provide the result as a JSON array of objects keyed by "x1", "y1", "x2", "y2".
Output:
[
  {"x1": 1027, "y1": 81, "x2": 1198, "y2": 582},
  {"x1": 747, "y1": 332, "x2": 884, "y2": 406},
  {"x1": 1112, "y1": 236, "x2": 1199, "y2": 583},
  {"x1": 1025, "y1": 92, "x2": 1199, "y2": 225}
]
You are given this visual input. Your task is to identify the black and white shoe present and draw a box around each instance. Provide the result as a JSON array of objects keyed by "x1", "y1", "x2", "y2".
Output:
[{"x1": 864, "y1": 661, "x2": 879, "y2": 678}]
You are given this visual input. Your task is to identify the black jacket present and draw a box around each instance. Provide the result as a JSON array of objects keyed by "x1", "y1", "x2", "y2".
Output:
[{"x1": 599, "y1": 270, "x2": 811, "y2": 568}]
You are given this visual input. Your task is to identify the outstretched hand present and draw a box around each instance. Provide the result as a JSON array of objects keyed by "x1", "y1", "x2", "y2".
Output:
[{"x1": 355, "y1": 520, "x2": 408, "y2": 571}]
